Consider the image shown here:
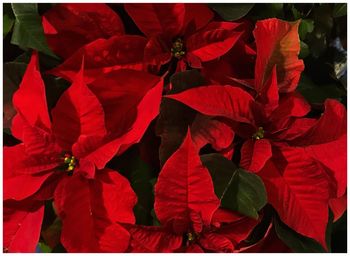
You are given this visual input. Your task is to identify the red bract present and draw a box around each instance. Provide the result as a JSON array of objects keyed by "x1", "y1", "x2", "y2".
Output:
[
  {"x1": 166, "y1": 67, "x2": 346, "y2": 248},
  {"x1": 253, "y1": 18, "x2": 304, "y2": 93},
  {"x1": 125, "y1": 3, "x2": 244, "y2": 71},
  {"x1": 49, "y1": 35, "x2": 148, "y2": 84},
  {"x1": 42, "y1": 3, "x2": 124, "y2": 58},
  {"x1": 4, "y1": 52, "x2": 163, "y2": 252},
  {"x1": 127, "y1": 130, "x2": 257, "y2": 252}
]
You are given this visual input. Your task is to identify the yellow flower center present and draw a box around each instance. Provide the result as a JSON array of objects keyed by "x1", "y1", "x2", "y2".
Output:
[
  {"x1": 63, "y1": 153, "x2": 77, "y2": 173},
  {"x1": 252, "y1": 127, "x2": 265, "y2": 140},
  {"x1": 187, "y1": 232, "x2": 199, "y2": 242},
  {"x1": 171, "y1": 38, "x2": 185, "y2": 59}
]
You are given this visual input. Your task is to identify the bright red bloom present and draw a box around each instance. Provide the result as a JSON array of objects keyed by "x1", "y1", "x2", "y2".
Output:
[
  {"x1": 125, "y1": 3, "x2": 244, "y2": 72},
  {"x1": 42, "y1": 3, "x2": 125, "y2": 59},
  {"x1": 166, "y1": 66, "x2": 346, "y2": 248},
  {"x1": 48, "y1": 35, "x2": 148, "y2": 84},
  {"x1": 4, "y1": 52, "x2": 163, "y2": 252},
  {"x1": 127, "y1": 130, "x2": 257, "y2": 252}
]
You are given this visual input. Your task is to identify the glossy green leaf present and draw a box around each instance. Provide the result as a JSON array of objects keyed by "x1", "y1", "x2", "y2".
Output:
[
  {"x1": 333, "y1": 3, "x2": 347, "y2": 18},
  {"x1": 209, "y1": 3, "x2": 254, "y2": 21},
  {"x1": 297, "y1": 73, "x2": 346, "y2": 104},
  {"x1": 299, "y1": 19, "x2": 314, "y2": 40},
  {"x1": 11, "y1": 3, "x2": 58, "y2": 58},
  {"x1": 3, "y1": 3, "x2": 14, "y2": 37},
  {"x1": 37, "y1": 242, "x2": 52, "y2": 253},
  {"x1": 249, "y1": 3, "x2": 284, "y2": 20},
  {"x1": 299, "y1": 41, "x2": 310, "y2": 59},
  {"x1": 3, "y1": 62, "x2": 27, "y2": 130},
  {"x1": 201, "y1": 153, "x2": 267, "y2": 219}
]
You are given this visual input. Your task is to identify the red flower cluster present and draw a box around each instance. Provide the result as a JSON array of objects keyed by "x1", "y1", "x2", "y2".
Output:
[{"x1": 4, "y1": 3, "x2": 347, "y2": 253}]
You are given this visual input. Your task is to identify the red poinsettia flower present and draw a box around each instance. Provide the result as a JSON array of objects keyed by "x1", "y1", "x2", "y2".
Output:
[
  {"x1": 203, "y1": 18, "x2": 304, "y2": 93},
  {"x1": 124, "y1": 3, "x2": 244, "y2": 72},
  {"x1": 42, "y1": 3, "x2": 125, "y2": 59},
  {"x1": 126, "y1": 130, "x2": 258, "y2": 252},
  {"x1": 4, "y1": 52, "x2": 163, "y2": 252},
  {"x1": 165, "y1": 70, "x2": 346, "y2": 249},
  {"x1": 48, "y1": 34, "x2": 149, "y2": 84}
]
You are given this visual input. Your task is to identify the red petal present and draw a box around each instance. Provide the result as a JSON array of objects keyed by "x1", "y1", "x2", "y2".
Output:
[
  {"x1": 211, "y1": 208, "x2": 243, "y2": 225},
  {"x1": 144, "y1": 36, "x2": 172, "y2": 67},
  {"x1": 54, "y1": 169, "x2": 136, "y2": 252},
  {"x1": 49, "y1": 35, "x2": 147, "y2": 84},
  {"x1": 154, "y1": 129, "x2": 220, "y2": 232},
  {"x1": 199, "y1": 232, "x2": 234, "y2": 252},
  {"x1": 216, "y1": 215, "x2": 258, "y2": 248},
  {"x1": 128, "y1": 225, "x2": 182, "y2": 252},
  {"x1": 305, "y1": 134, "x2": 347, "y2": 197},
  {"x1": 268, "y1": 92, "x2": 311, "y2": 133},
  {"x1": 259, "y1": 144, "x2": 331, "y2": 248},
  {"x1": 166, "y1": 85, "x2": 254, "y2": 124},
  {"x1": 51, "y1": 62, "x2": 106, "y2": 150},
  {"x1": 240, "y1": 139, "x2": 272, "y2": 173},
  {"x1": 292, "y1": 99, "x2": 347, "y2": 145},
  {"x1": 83, "y1": 75, "x2": 163, "y2": 169},
  {"x1": 4, "y1": 201, "x2": 44, "y2": 252},
  {"x1": 191, "y1": 114, "x2": 235, "y2": 152},
  {"x1": 329, "y1": 193, "x2": 347, "y2": 222},
  {"x1": 4, "y1": 171, "x2": 54, "y2": 201},
  {"x1": 254, "y1": 18, "x2": 304, "y2": 93},
  {"x1": 43, "y1": 3, "x2": 124, "y2": 58},
  {"x1": 12, "y1": 52, "x2": 51, "y2": 133},
  {"x1": 124, "y1": 4, "x2": 185, "y2": 38},
  {"x1": 257, "y1": 65, "x2": 279, "y2": 117},
  {"x1": 183, "y1": 4, "x2": 213, "y2": 34},
  {"x1": 186, "y1": 22, "x2": 243, "y2": 62}
]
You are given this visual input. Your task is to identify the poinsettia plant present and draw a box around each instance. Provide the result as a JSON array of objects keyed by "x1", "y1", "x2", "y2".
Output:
[{"x1": 3, "y1": 2, "x2": 347, "y2": 253}]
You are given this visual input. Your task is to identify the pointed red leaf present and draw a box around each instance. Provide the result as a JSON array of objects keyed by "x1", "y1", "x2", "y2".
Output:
[
  {"x1": 128, "y1": 225, "x2": 182, "y2": 252},
  {"x1": 12, "y1": 52, "x2": 51, "y2": 134},
  {"x1": 240, "y1": 139, "x2": 272, "y2": 173},
  {"x1": 124, "y1": 4, "x2": 185, "y2": 38},
  {"x1": 51, "y1": 62, "x2": 106, "y2": 150},
  {"x1": 259, "y1": 144, "x2": 331, "y2": 248},
  {"x1": 329, "y1": 193, "x2": 347, "y2": 222},
  {"x1": 49, "y1": 35, "x2": 147, "y2": 84},
  {"x1": 83, "y1": 75, "x2": 163, "y2": 169},
  {"x1": 54, "y1": 169, "x2": 137, "y2": 252},
  {"x1": 292, "y1": 99, "x2": 347, "y2": 145},
  {"x1": 4, "y1": 201, "x2": 44, "y2": 252},
  {"x1": 166, "y1": 85, "x2": 254, "y2": 124},
  {"x1": 154, "y1": 129, "x2": 220, "y2": 233},
  {"x1": 187, "y1": 22, "x2": 243, "y2": 62},
  {"x1": 305, "y1": 134, "x2": 347, "y2": 197},
  {"x1": 43, "y1": 3, "x2": 124, "y2": 58},
  {"x1": 254, "y1": 18, "x2": 304, "y2": 93},
  {"x1": 191, "y1": 114, "x2": 235, "y2": 152},
  {"x1": 199, "y1": 232, "x2": 234, "y2": 252}
]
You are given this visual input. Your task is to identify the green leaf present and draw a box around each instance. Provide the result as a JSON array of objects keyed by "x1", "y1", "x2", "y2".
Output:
[
  {"x1": 299, "y1": 41, "x2": 310, "y2": 59},
  {"x1": 11, "y1": 3, "x2": 58, "y2": 58},
  {"x1": 333, "y1": 3, "x2": 347, "y2": 18},
  {"x1": 208, "y1": 3, "x2": 254, "y2": 21},
  {"x1": 38, "y1": 242, "x2": 52, "y2": 253},
  {"x1": 273, "y1": 211, "x2": 332, "y2": 253},
  {"x1": 3, "y1": 3, "x2": 14, "y2": 38},
  {"x1": 299, "y1": 19, "x2": 314, "y2": 40},
  {"x1": 249, "y1": 3, "x2": 284, "y2": 20},
  {"x1": 3, "y1": 61, "x2": 27, "y2": 130},
  {"x1": 201, "y1": 153, "x2": 267, "y2": 219},
  {"x1": 297, "y1": 73, "x2": 346, "y2": 104}
]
